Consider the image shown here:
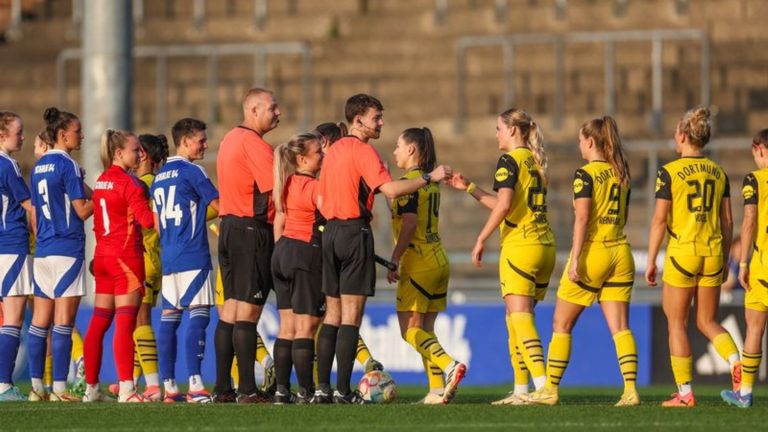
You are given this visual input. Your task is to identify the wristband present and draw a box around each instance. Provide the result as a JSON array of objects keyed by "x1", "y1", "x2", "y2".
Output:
[
  {"x1": 739, "y1": 262, "x2": 748, "y2": 268},
  {"x1": 466, "y1": 182, "x2": 477, "y2": 194}
]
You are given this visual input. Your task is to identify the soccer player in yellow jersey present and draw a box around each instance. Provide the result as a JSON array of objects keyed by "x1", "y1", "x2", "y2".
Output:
[
  {"x1": 721, "y1": 128, "x2": 768, "y2": 408},
  {"x1": 389, "y1": 127, "x2": 466, "y2": 405},
  {"x1": 528, "y1": 116, "x2": 639, "y2": 406},
  {"x1": 450, "y1": 109, "x2": 555, "y2": 405},
  {"x1": 130, "y1": 134, "x2": 169, "y2": 401},
  {"x1": 646, "y1": 106, "x2": 741, "y2": 407}
]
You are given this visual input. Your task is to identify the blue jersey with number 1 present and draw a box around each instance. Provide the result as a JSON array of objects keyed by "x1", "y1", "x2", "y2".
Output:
[
  {"x1": 150, "y1": 156, "x2": 218, "y2": 274},
  {"x1": 30, "y1": 150, "x2": 87, "y2": 258}
]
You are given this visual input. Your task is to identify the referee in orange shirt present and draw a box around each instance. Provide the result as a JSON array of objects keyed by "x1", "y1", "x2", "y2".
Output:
[
  {"x1": 315, "y1": 94, "x2": 451, "y2": 403},
  {"x1": 214, "y1": 88, "x2": 280, "y2": 403}
]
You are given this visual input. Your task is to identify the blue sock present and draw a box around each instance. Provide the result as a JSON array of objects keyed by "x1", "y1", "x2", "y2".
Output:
[
  {"x1": 186, "y1": 308, "x2": 210, "y2": 377},
  {"x1": 0, "y1": 326, "x2": 22, "y2": 384},
  {"x1": 158, "y1": 311, "x2": 182, "y2": 381},
  {"x1": 51, "y1": 325, "x2": 74, "y2": 383},
  {"x1": 27, "y1": 325, "x2": 49, "y2": 380}
]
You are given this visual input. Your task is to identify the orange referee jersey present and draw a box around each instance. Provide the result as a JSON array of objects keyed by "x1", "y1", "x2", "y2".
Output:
[
  {"x1": 217, "y1": 125, "x2": 275, "y2": 223},
  {"x1": 318, "y1": 136, "x2": 392, "y2": 221}
]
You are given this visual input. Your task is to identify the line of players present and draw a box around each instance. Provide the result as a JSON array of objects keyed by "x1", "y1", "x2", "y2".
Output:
[{"x1": 1, "y1": 94, "x2": 767, "y2": 407}]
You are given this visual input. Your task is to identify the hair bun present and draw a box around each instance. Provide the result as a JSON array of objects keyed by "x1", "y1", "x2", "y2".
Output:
[
  {"x1": 43, "y1": 107, "x2": 60, "y2": 124},
  {"x1": 157, "y1": 134, "x2": 168, "y2": 147}
]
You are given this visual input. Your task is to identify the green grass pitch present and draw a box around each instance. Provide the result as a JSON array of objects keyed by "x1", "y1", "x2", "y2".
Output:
[{"x1": 1, "y1": 385, "x2": 765, "y2": 431}]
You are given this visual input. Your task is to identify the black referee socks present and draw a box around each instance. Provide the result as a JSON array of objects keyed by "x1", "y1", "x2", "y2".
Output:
[
  {"x1": 293, "y1": 338, "x2": 315, "y2": 394},
  {"x1": 316, "y1": 324, "x2": 339, "y2": 393},
  {"x1": 233, "y1": 321, "x2": 259, "y2": 395},
  {"x1": 336, "y1": 325, "x2": 360, "y2": 396},
  {"x1": 274, "y1": 338, "x2": 293, "y2": 394},
  {"x1": 213, "y1": 321, "x2": 235, "y2": 394}
]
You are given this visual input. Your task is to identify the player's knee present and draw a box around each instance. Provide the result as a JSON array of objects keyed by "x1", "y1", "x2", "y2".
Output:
[
  {"x1": 235, "y1": 301, "x2": 261, "y2": 322},
  {"x1": 694, "y1": 316, "x2": 718, "y2": 335}
]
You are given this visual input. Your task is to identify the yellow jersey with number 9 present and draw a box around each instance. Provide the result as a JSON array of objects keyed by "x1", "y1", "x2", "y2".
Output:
[
  {"x1": 743, "y1": 169, "x2": 768, "y2": 253},
  {"x1": 572, "y1": 161, "x2": 630, "y2": 246},
  {"x1": 655, "y1": 156, "x2": 729, "y2": 257},
  {"x1": 493, "y1": 147, "x2": 554, "y2": 246},
  {"x1": 392, "y1": 169, "x2": 442, "y2": 249}
]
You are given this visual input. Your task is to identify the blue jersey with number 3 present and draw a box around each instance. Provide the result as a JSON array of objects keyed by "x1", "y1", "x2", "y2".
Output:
[
  {"x1": 151, "y1": 156, "x2": 218, "y2": 274},
  {"x1": 30, "y1": 150, "x2": 87, "y2": 258}
]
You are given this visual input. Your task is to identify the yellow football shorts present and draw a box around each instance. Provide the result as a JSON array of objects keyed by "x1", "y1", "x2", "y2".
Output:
[
  {"x1": 747, "y1": 252, "x2": 768, "y2": 312},
  {"x1": 662, "y1": 254, "x2": 724, "y2": 288},
  {"x1": 498, "y1": 243, "x2": 555, "y2": 301},
  {"x1": 397, "y1": 247, "x2": 449, "y2": 313},
  {"x1": 557, "y1": 242, "x2": 634, "y2": 307},
  {"x1": 142, "y1": 253, "x2": 162, "y2": 305}
]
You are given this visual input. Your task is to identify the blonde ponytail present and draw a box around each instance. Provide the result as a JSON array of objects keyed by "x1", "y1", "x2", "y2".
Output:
[
  {"x1": 100, "y1": 128, "x2": 134, "y2": 170},
  {"x1": 581, "y1": 115, "x2": 631, "y2": 187},
  {"x1": 272, "y1": 132, "x2": 320, "y2": 213},
  {"x1": 499, "y1": 108, "x2": 547, "y2": 180}
]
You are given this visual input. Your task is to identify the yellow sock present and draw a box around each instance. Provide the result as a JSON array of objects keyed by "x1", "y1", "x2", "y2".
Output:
[
  {"x1": 404, "y1": 327, "x2": 454, "y2": 371},
  {"x1": 134, "y1": 325, "x2": 159, "y2": 377},
  {"x1": 423, "y1": 359, "x2": 445, "y2": 392},
  {"x1": 133, "y1": 350, "x2": 143, "y2": 381},
  {"x1": 741, "y1": 351, "x2": 761, "y2": 395},
  {"x1": 546, "y1": 332, "x2": 571, "y2": 389},
  {"x1": 613, "y1": 330, "x2": 638, "y2": 392},
  {"x1": 231, "y1": 357, "x2": 239, "y2": 388},
  {"x1": 44, "y1": 353, "x2": 53, "y2": 388},
  {"x1": 712, "y1": 332, "x2": 739, "y2": 365},
  {"x1": 356, "y1": 336, "x2": 373, "y2": 366},
  {"x1": 670, "y1": 355, "x2": 693, "y2": 386},
  {"x1": 255, "y1": 332, "x2": 271, "y2": 365},
  {"x1": 509, "y1": 312, "x2": 546, "y2": 382},
  {"x1": 505, "y1": 314, "x2": 529, "y2": 389},
  {"x1": 70, "y1": 328, "x2": 84, "y2": 361}
]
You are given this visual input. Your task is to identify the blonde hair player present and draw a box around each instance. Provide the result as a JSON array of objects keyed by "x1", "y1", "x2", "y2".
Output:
[
  {"x1": 82, "y1": 129, "x2": 154, "y2": 403},
  {"x1": 449, "y1": 108, "x2": 554, "y2": 405},
  {"x1": 0, "y1": 112, "x2": 34, "y2": 402},
  {"x1": 721, "y1": 128, "x2": 768, "y2": 408},
  {"x1": 529, "y1": 116, "x2": 639, "y2": 406},
  {"x1": 270, "y1": 132, "x2": 325, "y2": 403},
  {"x1": 646, "y1": 106, "x2": 740, "y2": 407},
  {"x1": 390, "y1": 127, "x2": 466, "y2": 405}
]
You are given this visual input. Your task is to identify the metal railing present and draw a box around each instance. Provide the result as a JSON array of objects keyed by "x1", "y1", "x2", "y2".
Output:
[
  {"x1": 57, "y1": 41, "x2": 314, "y2": 131},
  {"x1": 454, "y1": 29, "x2": 710, "y2": 134}
]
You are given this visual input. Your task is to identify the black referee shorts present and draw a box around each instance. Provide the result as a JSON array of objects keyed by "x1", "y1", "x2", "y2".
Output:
[
  {"x1": 271, "y1": 236, "x2": 325, "y2": 316},
  {"x1": 322, "y1": 219, "x2": 376, "y2": 298},
  {"x1": 219, "y1": 215, "x2": 273, "y2": 305}
]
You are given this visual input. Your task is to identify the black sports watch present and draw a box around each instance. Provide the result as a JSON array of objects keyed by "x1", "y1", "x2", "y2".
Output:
[{"x1": 421, "y1": 172, "x2": 432, "y2": 184}]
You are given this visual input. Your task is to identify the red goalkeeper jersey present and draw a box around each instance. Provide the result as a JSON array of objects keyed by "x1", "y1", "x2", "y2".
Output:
[{"x1": 93, "y1": 165, "x2": 155, "y2": 257}]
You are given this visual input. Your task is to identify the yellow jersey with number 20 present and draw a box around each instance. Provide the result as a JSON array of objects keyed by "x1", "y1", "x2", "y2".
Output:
[
  {"x1": 493, "y1": 147, "x2": 554, "y2": 246},
  {"x1": 655, "y1": 156, "x2": 729, "y2": 257}
]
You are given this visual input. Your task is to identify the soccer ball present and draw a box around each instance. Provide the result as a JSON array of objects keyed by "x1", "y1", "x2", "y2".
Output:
[{"x1": 358, "y1": 370, "x2": 396, "y2": 403}]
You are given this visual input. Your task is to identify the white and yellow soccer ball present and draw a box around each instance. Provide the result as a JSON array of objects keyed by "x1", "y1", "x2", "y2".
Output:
[{"x1": 358, "y1": 370, "x2": 397, "y2": 403}]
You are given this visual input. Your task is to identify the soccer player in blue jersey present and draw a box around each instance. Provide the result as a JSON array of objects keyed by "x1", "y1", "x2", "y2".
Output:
[
  {"x1": 151, "y1": 118, "x2": 219, "y2": 403},
  {"x1": 28, "y1": 107, "x2": 94, "y2": 402},
  {"x1": 0, "y1": 112, "x2": 35, "y2": 402}
]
